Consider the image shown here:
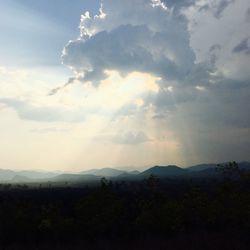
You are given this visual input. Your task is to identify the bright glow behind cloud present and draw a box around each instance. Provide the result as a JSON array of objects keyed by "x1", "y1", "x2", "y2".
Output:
[{"x1": 0, "y1": 0, "x2": 250, "y2": 170}]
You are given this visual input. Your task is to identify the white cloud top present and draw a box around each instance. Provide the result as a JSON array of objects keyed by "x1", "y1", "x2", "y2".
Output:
[{"x1": 0, "y1": 0, "x2": 250, "y2": 170}]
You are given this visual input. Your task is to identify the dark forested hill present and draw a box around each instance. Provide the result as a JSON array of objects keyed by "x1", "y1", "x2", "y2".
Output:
[{"x1": 140, "y1": 165, "x2": 188, "y2": 177}]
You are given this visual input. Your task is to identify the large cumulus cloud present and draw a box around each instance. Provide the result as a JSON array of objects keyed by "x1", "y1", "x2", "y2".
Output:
[
  {"x1": 62, "y1": 0, "x2": 199, "y2": 87},
  {"x1": 1, "y1": 0, "x2": 249, "y2": 157},
  {"x1": 61, "y1": 0, "x2": 250, "y2": 126},
  {"x1": 62, "y1": 0, "x2": 250, "y2": 100},
  {"x1": 58, "y1": 0, "x2": 248, "y2": 163}
]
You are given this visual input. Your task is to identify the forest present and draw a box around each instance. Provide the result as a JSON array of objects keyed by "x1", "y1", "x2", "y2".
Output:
[{"x1": 0, "y1": 162, "x2": 250, "y2": 249}]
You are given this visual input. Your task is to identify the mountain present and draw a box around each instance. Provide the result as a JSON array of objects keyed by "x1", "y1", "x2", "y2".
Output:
[
  {"x1": 187, "y1": 164, "x2": 218, "y2": 172},
  {"x1": 0, "y1": 169, "x2": 16, "y2": 181},
  {"x1": 141, "y1": 165, "x2": 188, "y2": 177},
  {"x1": 51, "y1": 174, "x2": 101, "y2": 183},
  {"x1": 128, "y1": 170, "x2": 140, "y2": 175},
  {"x1": 188, "y1": 162, "x2": 250, "y2": 172},
  {"x1": 114, "y1": 170, "x2": 141, "y2": 180},
  {"x1": 11, "y1": 175, "x2": 32, "y2": 183},
  {"x1": 1, "y1": 162, "x2": 249, "y2": 184},
  {"x1": 17, "y1": 170, "x2": 58, "y2": 179},
  {"x1": 80, "y1": 168, "x2": 126, "y2": 177},
  {"x1": 0, "y1": 169, "x2": 60, "y2": 182},
  {"x1": 238, "y1": 161, "x2": 250, "y2": 170}
]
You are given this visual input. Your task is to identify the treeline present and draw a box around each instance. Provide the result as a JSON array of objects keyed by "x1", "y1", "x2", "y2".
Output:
[{"x1": 0, "y1": 163, "x2": 250, "y2": 249}]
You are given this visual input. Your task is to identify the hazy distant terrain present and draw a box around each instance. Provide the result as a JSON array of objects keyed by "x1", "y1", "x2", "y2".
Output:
[
  {"x1": 0, "y1": 169, "x2": 58, "y2": 182},
  {"x1": 1, "y1": 162, "x2": 250, "y2": 185}
]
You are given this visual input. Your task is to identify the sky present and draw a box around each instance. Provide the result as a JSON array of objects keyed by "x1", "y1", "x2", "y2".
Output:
[{"x1": 0, "y1": 0, "x2": 249, "y2": 171}]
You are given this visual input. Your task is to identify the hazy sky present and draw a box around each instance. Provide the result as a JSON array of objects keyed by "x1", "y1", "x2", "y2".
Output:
[{"x1": 0, "y1": 0, "x2": 249, "y2": 171}]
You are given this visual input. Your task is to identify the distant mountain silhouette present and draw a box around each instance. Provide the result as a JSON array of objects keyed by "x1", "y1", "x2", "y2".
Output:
[
  {"x1": 17, "y1": 170, "x2": 58, "y2": 179},
  {"x1": 187, "y1": 163, "x2": 218, "y2": 171},
  {"x1": 1, "y1": 162, "x2": 250, "y2": 184},
  {"x1": 52, "y1": 174, "x2": 101, "y2": 183},
  {"x1": 188, "y1": 162, "x2": 250, "y2": 172},
  {"x1": 11, "y1": 175, "x2": 32, "y2": 183},
  {"x1": 238, "y1": 161, "x2": 250, "y2": 170},
  {"x1": 0, "y1": 169, "x2": 58, "y2": 181},
  {"x1": 141, "y1": 165, "x2": 188, "y2": 177},
  {"x1": 0, "y1": 169, "x2": 16, "y2": 181},
  {"x1": 80, "y1": 168, "x2": 126, "y2": 177}
]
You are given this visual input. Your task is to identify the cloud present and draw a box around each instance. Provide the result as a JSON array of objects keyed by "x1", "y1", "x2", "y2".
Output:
[
  {"x1": 3, "y1": 0, "x2": 250, "y2": 134},
  {"x1": 197, "y1": 0, "x2": 235, "y2": 19},
  {"x1": 0, "y1": 98, "x2": 86, "y2": 122},
  {"x1": 93, "y1": 130, "x2": 152, "y2": 145},
  {"x1": 62, "y1": 0, "x2": 250, "y2": 104},
  {"x1": 0, "y1": 0, "x2": 250, "y2": 167},
  {"x1": 30, "y1": 127, "x2": 71, "y2": 133},
  {"x1": 162, "y1": 0, "x2": 196, "y2": 9},
  {"x1": 48, "y1": 77, "x2": 79, "y2": 96},
  {"x1": 111, "y1": 131, "x2": 151, "y2": 144},
  {"x1": 183, "y1": 0, "x2": 250, "y2": 82},
  {"x1": 246, "y1": 8, "x2": 250, "y2": 22},
  {"x1": 62, "y1": 0, "x2": 197, "y2": 87},
  {"x1": 57, "y1": 0, "x2": 250, "y2": 155},
  {"x1": 233, "y1": 37, "x2": 250, "y2": 55}
]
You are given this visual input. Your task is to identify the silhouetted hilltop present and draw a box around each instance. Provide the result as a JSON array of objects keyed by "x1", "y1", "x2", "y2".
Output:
[{"x1": 141, "y1": 165, "x2": 188, "y2": 177}]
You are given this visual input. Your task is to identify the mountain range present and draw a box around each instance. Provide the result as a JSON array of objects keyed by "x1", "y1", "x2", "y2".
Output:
[{"x1": 0, "y1": 162, "x2": 249, "y2": 184}]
